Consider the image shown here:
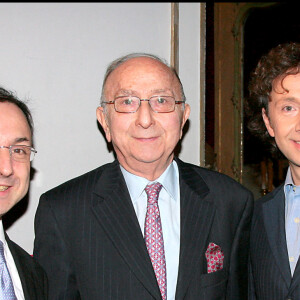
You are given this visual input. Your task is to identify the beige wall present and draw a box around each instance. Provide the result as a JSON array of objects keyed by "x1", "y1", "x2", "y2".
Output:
[{"x1": 0, "y1": 3, "x2": 202, "y2": 253}]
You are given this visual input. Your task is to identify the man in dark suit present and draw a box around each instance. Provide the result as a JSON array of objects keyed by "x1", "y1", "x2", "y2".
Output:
[
  {"x1": 34, "y1": 53, "x2": 253, "y2": 299},
  {"x1": 0, "y1": 87, "x2": 47, "y2": 299},
  {"x1": 247, "y1": 42, "x2": 300, "y2": 299}
]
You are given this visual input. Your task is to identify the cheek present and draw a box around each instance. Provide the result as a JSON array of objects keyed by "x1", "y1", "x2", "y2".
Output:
[
  {"x1": 168, "y1": 114, "x2": 185, "y2": 131},
  {"x1": 14, "y1": 163, "x2": 30, "y2": 189},
  {"x1": 109, "y1": 117, "x2": 131, "y2": 141},
  {"x1": 162, "y1": 116, "x2": 184, "y2": 140},
  {"x1": 273, "y1": 118, "x2": 294, "y2": 135}
]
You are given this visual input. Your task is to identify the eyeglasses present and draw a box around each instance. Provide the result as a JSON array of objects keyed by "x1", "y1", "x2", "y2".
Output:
[
  {"x1": 0, "y1": 145, "x2": 37, "y2": 162},
  {"x1": 102, "y1": 95, "x2": 185, "y2": 113}
]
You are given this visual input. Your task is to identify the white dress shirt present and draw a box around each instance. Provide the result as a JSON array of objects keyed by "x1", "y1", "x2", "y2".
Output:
[
  {"x1": 284, "y1": 167, "x2": 300, "y2": 275},
  {"x1": 0, "y1": 220, "x2": 24, "y2": 300},
  {"x1": 121, "y1": 160, "x2": 180, "y2": 300}
]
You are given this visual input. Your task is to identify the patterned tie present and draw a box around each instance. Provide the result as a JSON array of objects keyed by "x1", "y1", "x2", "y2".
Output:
[
  {"x1": 144, "y1": 182, "x2": 167, "y2": 300},
  {"x1": 0, "y1": 241, "x2": 17, "y2": 299}
]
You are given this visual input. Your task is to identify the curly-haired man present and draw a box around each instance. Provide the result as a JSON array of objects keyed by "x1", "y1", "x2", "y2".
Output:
[{"x1": 247, "y1": 42, "x2": 300, "y2": 299}]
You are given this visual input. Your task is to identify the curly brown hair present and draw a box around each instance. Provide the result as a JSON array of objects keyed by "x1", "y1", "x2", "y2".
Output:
[{"x1": 246, "y1": 42, "x2": 300, "y2": 154}]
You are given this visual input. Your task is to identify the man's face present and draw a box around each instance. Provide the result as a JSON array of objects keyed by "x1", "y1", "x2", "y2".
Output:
[
  {"x1": 0, "y1": 102, "x2": 31, "y2": 218},
  {"x1": 263, "y1": 72, "x2": 300, "y2": 181},
  {"x1": 97, "y1": 57, "x2": 190, "y2": 178}
]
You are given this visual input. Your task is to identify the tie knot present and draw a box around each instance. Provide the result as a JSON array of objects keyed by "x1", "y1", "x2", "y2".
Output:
[{"x1": 145, "y1": 182, "x2": 162, "y2": 204}]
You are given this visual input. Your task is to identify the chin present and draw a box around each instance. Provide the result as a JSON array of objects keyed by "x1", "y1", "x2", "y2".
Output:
[
  {"x1": 0, "y1": 205, "x2": 12, "y2": 218},
  {"x1": 137, "y1": 153, "x2": 172, "y2": 165},
  {"x1": 289, "y1": 160, "x2": 300, "y2": 169},
  {"x1": 137, "y1": 157, "x2": 161, "y2": 164},
  {"x1": 132, "y1": 152, "x2": 161, "y2": 162}
]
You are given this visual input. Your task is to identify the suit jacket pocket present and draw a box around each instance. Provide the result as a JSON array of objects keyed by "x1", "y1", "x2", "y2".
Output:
[
  {"x1": 200, "y1": 268, "x2": 227, "y2": 288},
  {"x1": 195, "y1": 269, "x2": 228, "y2": 299}
]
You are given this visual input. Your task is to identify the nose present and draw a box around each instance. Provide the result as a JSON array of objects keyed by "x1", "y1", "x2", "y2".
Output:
[
  {"x1": 0, "y1": 148, "x2": 13, "y2": 177},
  {"x1": 135, "y1": 100, "x2": 155, "y2": 128}
]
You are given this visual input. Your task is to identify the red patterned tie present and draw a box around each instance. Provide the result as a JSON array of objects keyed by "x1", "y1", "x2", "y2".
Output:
[{"x1": 144, "y1": 182, "x2": 167, "y2": 300}]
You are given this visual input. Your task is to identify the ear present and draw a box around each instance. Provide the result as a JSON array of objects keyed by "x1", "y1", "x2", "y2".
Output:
[
  {"x1": 262, "y1": 108, "x2": 275, "y2": 137},
  {"x1": 180, "y1": 104, "x2": 190, "y2": 139},
  {"x1": 96, "y1": 106, "x2": 112, "y2": 142}
]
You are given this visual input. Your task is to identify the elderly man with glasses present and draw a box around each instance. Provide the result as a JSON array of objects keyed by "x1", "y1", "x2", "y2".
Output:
[
  {"x1": 34, "y1": 53, "x2": 253, "y2": 300},
  {"x1": 0, "y1": 87, "x2": 47, "y2": 299}
]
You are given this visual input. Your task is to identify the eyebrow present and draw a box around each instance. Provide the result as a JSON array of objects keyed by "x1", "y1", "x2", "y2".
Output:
[
  {"x1": 117, "y1": 89, "x2": 136, "y2": 96},
  {"x1": 117, "y1": 89, "x2": 173, "y2": 95},
  {"x1": 13, "y1": 137, "x2": 31, "y2": 144},
  {"x1": 280, "y1": 97, "x2": 300, "y2": 102},
  {"x1": 275, "y1": 97, "x2": 300, "y2": 107}
]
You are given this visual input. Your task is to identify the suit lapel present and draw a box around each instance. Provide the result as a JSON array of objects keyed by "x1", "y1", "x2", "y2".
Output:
[
  {"x1": 290, "y1": 259, "x2": 300, "y2": 294},
  {"x1": 262, "y1": 187, "x2": 291, "y2": 288},
  {"x1": 288, "y1": 210, "x2": 300, "y2": 293},
  {"x1": 5, "y1": 235, "x2": 31, "y2": 300},
  {"x1": 91, "y1": 161, "x2": 162, "y2": 300},
  {"x1": 175, "y1": 159, "x2": 215, "y2": 299}
]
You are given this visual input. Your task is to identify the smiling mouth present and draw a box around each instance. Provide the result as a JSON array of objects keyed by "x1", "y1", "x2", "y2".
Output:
[
  {"x1": 135, "y1": 136, "x2": 158, "y2": 140},
  {"x1": 0, "y1": 186, "x2": 9, "y2": 192}
]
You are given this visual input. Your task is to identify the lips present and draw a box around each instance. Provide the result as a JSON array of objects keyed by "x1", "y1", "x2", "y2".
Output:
[{"x1": 134, "y1": 136, "x2": 158, "y2": 140}]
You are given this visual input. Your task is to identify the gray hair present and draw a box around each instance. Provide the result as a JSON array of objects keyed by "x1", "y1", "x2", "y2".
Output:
[{"x1": 100, "y1": 52, "x2": 186, "y2": 107}]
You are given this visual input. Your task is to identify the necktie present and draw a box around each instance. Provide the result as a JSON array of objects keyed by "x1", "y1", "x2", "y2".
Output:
[
  {"x1": 0, "y1": 241, "x2": 17, "y2": 299},
  {"x1": 144, "y1": 182, "x2": 167, "y2": 300}
]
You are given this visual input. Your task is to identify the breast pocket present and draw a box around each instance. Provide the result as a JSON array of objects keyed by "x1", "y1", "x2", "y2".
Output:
[{"x1": 199, "y1": 269, "x2": 228, "y2": 299}]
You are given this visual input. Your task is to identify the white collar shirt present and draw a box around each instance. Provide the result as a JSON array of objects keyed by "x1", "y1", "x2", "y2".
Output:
[
  {"x1": 0, "y1": 220, "x2": 24, "y2": 299},
  {"x1": 120, "y1": 160, "x2": 180, "y2": 300},
  {"x1": 284, "y1": 167, "x2": 300, "y2": 275}
]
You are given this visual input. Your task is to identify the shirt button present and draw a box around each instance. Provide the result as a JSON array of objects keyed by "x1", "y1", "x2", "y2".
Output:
[
  {"x1": 294, "y1": 217, "x2": 300, "y2": 223},
  {"x1": 289, "y1": 256, "x2": 295, "y2": 262}
]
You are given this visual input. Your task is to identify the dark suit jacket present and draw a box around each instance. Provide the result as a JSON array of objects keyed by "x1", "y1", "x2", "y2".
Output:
[
  {"x1": 33, "y1": 158, "x2": 253, "y2": 300},
  {"x1": 5, "y1": 234, "x2": 48, "y2": 299},
  {"x1": 249, "y1": 184, "x2": 300, "y2": 299}
]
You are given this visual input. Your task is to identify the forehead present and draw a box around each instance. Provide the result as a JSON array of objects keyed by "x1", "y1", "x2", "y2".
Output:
[
  {"x1": 0, "y1": 102, "x2": 31, "y2": 141},
  {"x1": 272, "y1": 72, "x2": 300, "y2": 94},
  {"x1": 105, "y1": 57, "x2": 180, "y2": 95}
]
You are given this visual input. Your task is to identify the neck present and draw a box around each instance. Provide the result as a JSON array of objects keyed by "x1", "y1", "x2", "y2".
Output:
[
  {"x1": 290, "y1": 164, "x2": 300, "y2": 186},
  {"x1": 118, "y1": 155, "x2": 174, "y2": 181}
]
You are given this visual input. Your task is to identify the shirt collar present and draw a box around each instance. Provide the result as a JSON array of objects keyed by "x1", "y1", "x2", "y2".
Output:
[
  {"x1": 285, "y1": 167, "x2": 294, "y2": 187},
  {"x1": 284, "y1": 167, "x2": 300, "y2": 195},
  {"x1": 120, "y1": 160, "x2": 179, "y2": 202},
  {"x1": 0, "y1": 220, "x2": 6, "y2": 245}
]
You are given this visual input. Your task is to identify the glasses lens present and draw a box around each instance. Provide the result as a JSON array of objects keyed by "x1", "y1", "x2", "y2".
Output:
[
  {"x1": 150, "y1": 96, "x2": 175, "y2": 112},
  {"x1": 11, "y1": 145, "x2": 35, "y2": 162},
  {"x1": 115, "y1": 96, "x2": 140, "y2": 113}
]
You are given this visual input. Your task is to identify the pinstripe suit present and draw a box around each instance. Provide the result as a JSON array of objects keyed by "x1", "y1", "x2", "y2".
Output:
[
  {"x1": 33, "y1": 158, "x2": 253, "y2": 300},
  {"x1": 249, "y1": 185, "x2": 300, "y2": 299}
]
